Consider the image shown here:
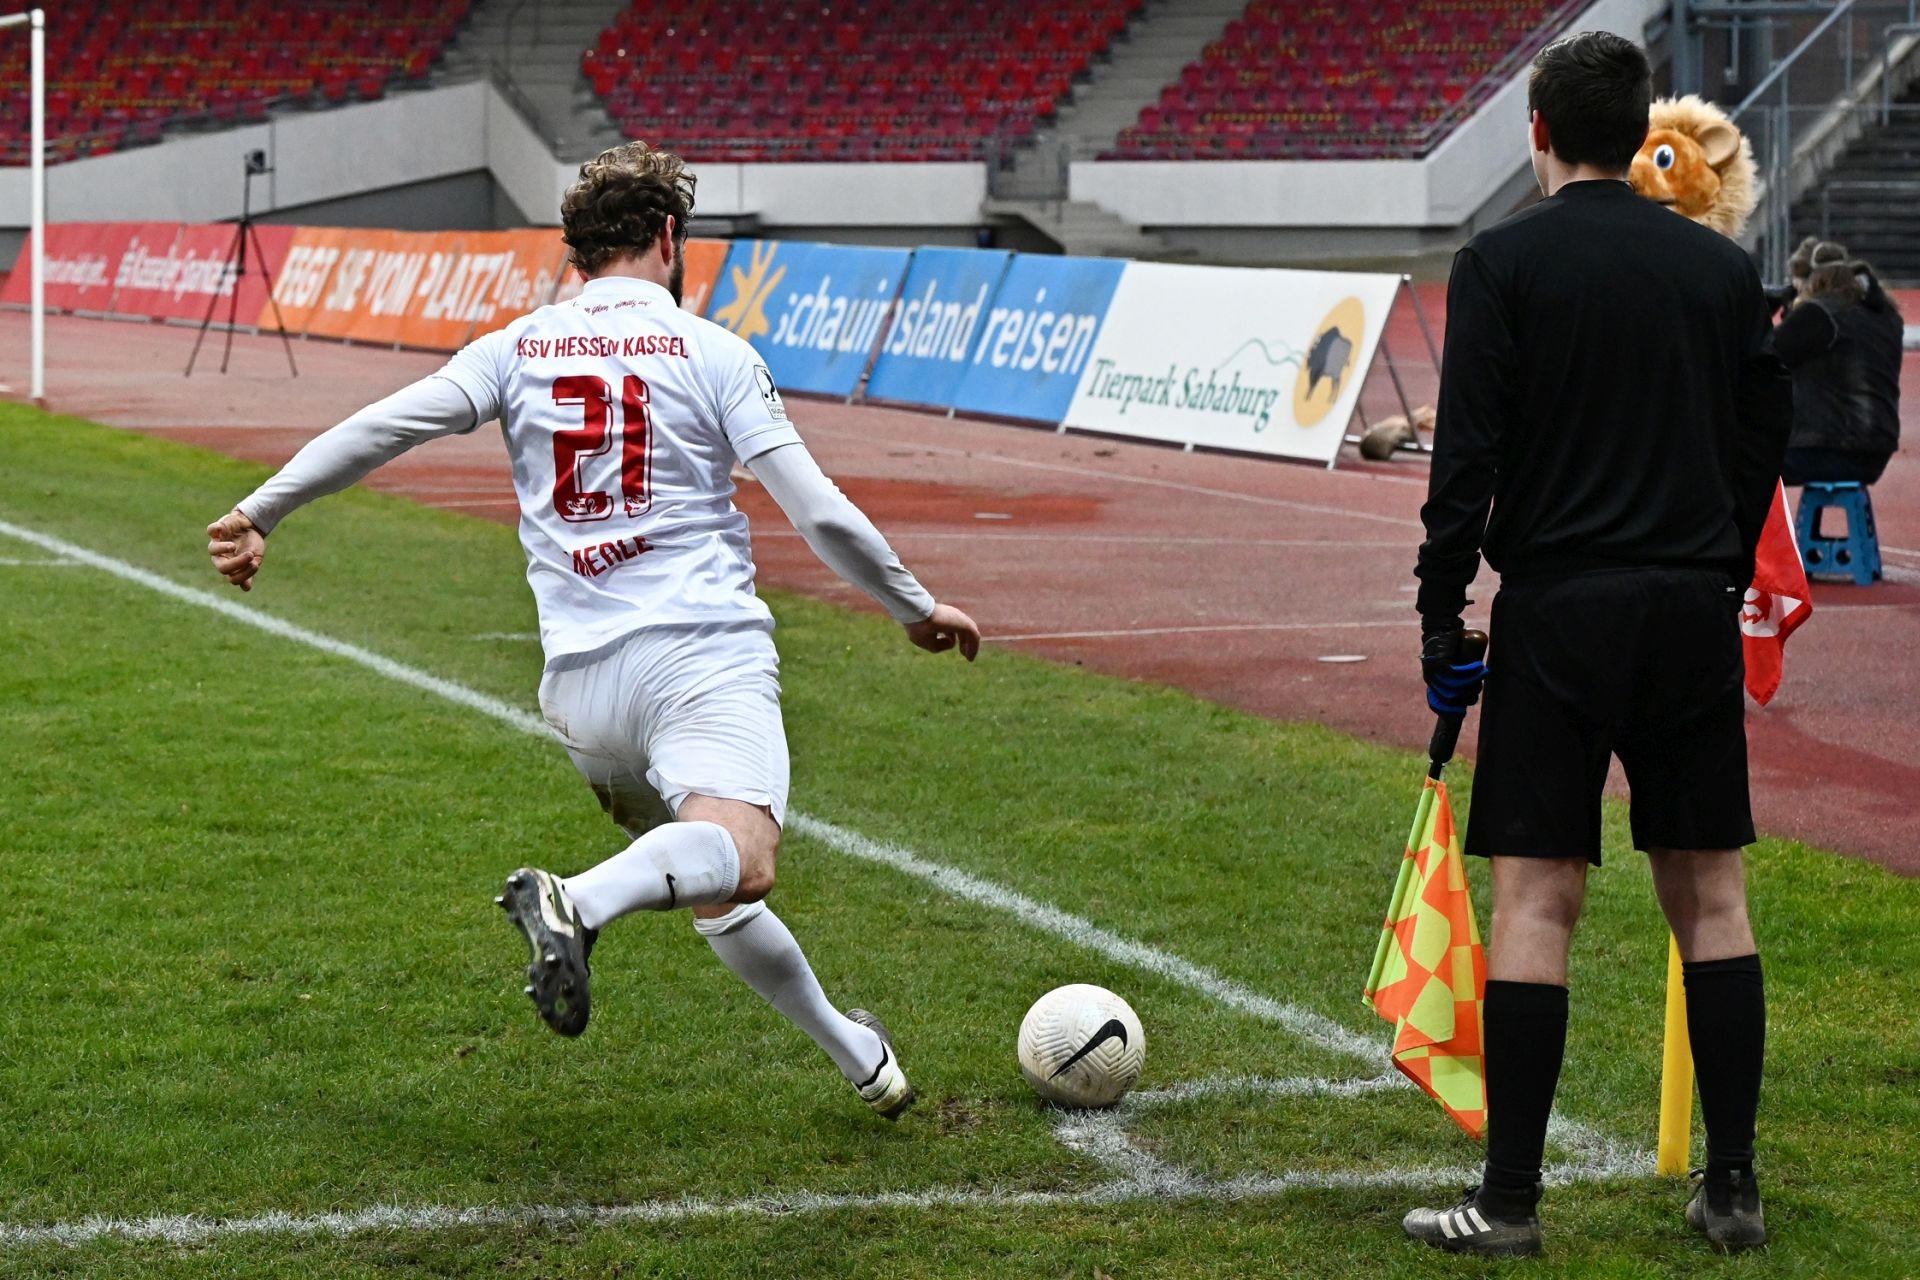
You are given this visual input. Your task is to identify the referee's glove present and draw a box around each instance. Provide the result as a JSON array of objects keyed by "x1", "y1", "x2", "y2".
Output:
[{"x1": 1421, "y1": 624, "x2": 1486, "y2": 717}]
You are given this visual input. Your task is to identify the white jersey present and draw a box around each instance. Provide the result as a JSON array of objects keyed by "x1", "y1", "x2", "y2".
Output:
[{"x1": 436, "y1": 276, "x2": 802, "y2": 664}]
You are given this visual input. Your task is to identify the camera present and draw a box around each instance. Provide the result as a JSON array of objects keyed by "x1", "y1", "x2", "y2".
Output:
[{"x1": 245, "y1": 149, "x2": 271, "y2": 175}]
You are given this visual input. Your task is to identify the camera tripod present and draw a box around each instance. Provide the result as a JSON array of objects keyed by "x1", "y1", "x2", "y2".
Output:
[{"x1": 186, "y1": 150, "x2": 298, "y2": 378}]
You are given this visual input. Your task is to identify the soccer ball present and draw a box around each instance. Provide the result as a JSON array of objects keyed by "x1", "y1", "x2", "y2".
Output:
[{"x1": 1017, "y1": 984, "x2": 1146, "y2": 1108}]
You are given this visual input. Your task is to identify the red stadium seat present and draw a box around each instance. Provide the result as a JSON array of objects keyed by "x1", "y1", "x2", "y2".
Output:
[
  {"x1": 1111, "y1": 0, "x2": 1563, "y2": 159},
  {"x1": 588, "y1": 0, "x2": 1140, "y2": 163},
  {"x1": 0, "y1": 0, "x2": 468, "y2": 165}
]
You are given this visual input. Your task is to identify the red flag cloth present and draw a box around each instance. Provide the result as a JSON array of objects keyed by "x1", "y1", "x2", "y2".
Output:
[{"x1": 1741, "y1": 482, "x2": 1813, "y2": 706}]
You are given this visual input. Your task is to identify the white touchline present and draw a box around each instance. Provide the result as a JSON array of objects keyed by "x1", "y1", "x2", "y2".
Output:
[
  {"x1": 0, "y1": 517, "x2": 1650, "y2": 1247},
  {"x1": 0, "y1": 1165, "x2": 1505, "y2": 1250},
  {"x1": 754, "y1": 531, "x2": 1414, "y2": 549},
  {"x1": 786, "y1": 814, "x2": 1384, "y2": 1063}
]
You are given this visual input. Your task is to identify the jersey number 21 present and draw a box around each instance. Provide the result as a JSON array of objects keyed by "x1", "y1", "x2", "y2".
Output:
[{"x1": 551, "y1": 374, "x2": 653, "y2": 522}]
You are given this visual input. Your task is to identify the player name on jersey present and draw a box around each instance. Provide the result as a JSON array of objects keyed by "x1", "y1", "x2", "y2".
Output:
[
  {"x1": 570, "y1": 536, "x2": 654, "y2": 579},
  {"x1": 515, "y1": 334, "x2": 691, "y2": 360}
]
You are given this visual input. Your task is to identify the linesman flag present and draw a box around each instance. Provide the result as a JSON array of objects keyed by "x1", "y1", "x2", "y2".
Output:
[
  {"x1": 1741, "y1": 481, "x2": 1813, "y2": 707},
  {"x1": 1364, "y1": 775, "x2": 1487, "y2": 1139}
]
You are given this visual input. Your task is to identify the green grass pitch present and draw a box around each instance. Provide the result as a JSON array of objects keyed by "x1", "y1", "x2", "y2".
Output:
[{"x1": 0, "y1": 404, "x2": 1916, "y2": 1277}]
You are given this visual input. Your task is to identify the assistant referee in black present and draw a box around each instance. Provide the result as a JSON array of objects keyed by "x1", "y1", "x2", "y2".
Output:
[{"x1": 1402, "y1": 33, "x2": 1792, "y2": 1257}]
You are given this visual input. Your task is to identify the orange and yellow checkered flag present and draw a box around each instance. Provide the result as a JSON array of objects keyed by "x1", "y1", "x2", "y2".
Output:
[{"x1": 1363, "y1": 775, "x2": 1487, "y2": 1139}]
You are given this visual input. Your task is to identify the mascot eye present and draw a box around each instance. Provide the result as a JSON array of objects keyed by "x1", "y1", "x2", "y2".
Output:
[{"x1": 1654, "y1": 144, "x2": 1675, "y2": 170}]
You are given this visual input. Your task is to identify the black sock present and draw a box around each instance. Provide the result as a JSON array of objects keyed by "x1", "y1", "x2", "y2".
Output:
[
  {"x1": 1479, "y1": 979, "x2": 1569, "y2": 1217},
  {"x1": 1683, "y1": 953, "x2": 1765, "y2": 1179}
]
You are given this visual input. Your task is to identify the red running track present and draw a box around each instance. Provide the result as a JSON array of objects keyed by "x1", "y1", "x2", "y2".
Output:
[{"x1": 4, "y1": 305, "x2": 1917, "y2": 874}]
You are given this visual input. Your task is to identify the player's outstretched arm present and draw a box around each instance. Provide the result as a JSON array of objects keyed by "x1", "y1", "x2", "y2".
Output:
[
  {"x1": 747, "y1": 442, "x2": 980, "y2": 662},
  {"x1": 204, "y1": 375, "x2": 480, "y2": 591}
]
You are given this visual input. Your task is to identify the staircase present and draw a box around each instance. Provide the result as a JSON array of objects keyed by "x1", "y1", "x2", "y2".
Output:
[
  {"x1": 1790, "y1": 88, "x2": 1920, "y2": 283},
  {"x1": 1049, "y1": 0, "x2": 1246, "y2": 155},
  {"x1": 988, "y1": 0, "x2": 1244, "y2": 256},
  {"x1": 441, "y1": 0, "x2": 628, "y2": 161}
]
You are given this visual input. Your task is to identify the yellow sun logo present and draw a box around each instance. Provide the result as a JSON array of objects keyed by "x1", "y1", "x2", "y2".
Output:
[{"x1": 710, "y1": 242, "x2": 786, "y2": 344}]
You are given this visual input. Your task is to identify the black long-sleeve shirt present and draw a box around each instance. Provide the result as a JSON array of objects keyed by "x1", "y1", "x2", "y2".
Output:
[{"x1": 1415, "y1": 179, "x2": 1793, "y2": 621}]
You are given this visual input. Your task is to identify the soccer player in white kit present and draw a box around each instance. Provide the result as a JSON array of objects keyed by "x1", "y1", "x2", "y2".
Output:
[{"x1": 206, "y1": 142, "x2": 980, "y2": 1120}]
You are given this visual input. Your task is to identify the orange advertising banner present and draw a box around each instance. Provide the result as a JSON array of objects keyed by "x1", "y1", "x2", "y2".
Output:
[
  {"x1": 259, "y1": 228, "x2": 569, "y2": 350},
  {"x1": 261, "y1": 226, "x2": 355, "y2": 336},
  {"x1": 397, "y1": 231, "x2": 544, "y2": 351},
  {"x1": 227, "y1": 227, "x2": 728, "y2": 350},
  {"x1": 458, "y1": 228, "x2": 571, "y2": 344},
  {"x1": 304, "y1": 229, "x2": 408, "y2": 342}
]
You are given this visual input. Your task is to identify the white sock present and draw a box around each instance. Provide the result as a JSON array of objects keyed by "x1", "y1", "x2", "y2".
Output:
[
  {"x1": 694, "y1": 901, "x2": 886, "y2": 1083},
  {"x1": 562, "y1": 821, "x2": 741, "y2": 929}
]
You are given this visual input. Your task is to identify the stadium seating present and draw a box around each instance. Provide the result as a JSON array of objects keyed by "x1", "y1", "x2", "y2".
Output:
[
  {"x1": 588, "y1": 0, "x2": 1143, "y2": 163},
  {"x1": 0, "y1": 0, "x2": 470, "y2": 166},
  {"x1": 1108, "y1": 0, "x2": 1566, "y2": 160}
]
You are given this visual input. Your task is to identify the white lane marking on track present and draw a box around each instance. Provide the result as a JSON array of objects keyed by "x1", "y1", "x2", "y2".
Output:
[
  {"x1": 993, "y1": 621, "x2": 1407, "y2": 643},
  {"x1": 0, "y1": 556, "x2": 77, "y2": 566},
  {"x1": 802, "y1": 427, "x2": 1425, "y2": 528},
  {"x1": 0, "y1": 516, "x2": 1649, "y2": 1245},
  {"x1": 755, "y1": 531, "x2": 1412, "y2": 549},
  {"x1": 1880, "y1": 563, "x2": 1920, "y2": 587}
]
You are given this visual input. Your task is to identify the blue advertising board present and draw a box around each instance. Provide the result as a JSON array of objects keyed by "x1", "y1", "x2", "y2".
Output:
[
  {"x1": 707, "y1": 239, "x2": 912, "y2": 397},
  {"x1": 947, "y1": 255, "x2": 1127, "y2": 423},
  {"x1": 862, "y1": 247, "x2": 1012, "y2": 409}
]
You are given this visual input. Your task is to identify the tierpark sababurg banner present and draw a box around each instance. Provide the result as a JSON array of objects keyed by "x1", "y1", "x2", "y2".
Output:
[{"x1": 1062, "y1": 262, "x2": 1404, "y2": 465}]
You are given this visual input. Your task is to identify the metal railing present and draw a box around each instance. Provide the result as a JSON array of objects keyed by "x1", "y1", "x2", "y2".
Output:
[
  {"x1": 499, "y1": 0, "x2": 543, "y2": 80},
  {"x1": 1717, "y1": 1, "x2": 1920, "y2": 278}
]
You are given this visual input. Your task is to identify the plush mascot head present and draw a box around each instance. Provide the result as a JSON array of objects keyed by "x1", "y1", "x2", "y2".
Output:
[{"x1": 1628, "y1": 95, "x2": 1757, "y2": 238}]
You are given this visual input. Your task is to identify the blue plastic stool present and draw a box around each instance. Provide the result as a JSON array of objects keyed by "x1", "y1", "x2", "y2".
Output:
[{"x1": 1795, "y1": 482, "x2": 1882, "y2": 585}]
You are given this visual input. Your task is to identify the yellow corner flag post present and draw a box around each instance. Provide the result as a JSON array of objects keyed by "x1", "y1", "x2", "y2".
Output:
[{"x1": 1656, "y1": 933, "x2": 1693, "y2": 1176}]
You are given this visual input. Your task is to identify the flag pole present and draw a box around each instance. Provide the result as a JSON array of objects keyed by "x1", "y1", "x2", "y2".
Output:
[{"x1": 1656, "y1": 933, "x2": 1693, "y2": 1175}]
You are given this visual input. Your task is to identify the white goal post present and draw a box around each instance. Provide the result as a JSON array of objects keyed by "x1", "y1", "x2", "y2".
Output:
[{"x1": 2, "y1": 8, "x2": 44, "y2": 403}]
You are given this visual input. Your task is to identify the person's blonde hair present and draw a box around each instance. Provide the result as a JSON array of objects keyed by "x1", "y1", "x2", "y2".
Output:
[{"x1": 560, "y1": 141, "x2": 696, "y2": 275}]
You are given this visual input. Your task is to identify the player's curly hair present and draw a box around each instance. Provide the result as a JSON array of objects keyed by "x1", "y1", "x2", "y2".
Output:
[{"x1": 560, "y1": 141, "x2": 696, "y2": 275}]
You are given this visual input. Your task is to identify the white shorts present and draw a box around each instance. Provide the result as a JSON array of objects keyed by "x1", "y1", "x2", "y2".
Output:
[{"x1": 537, "y1": 622, "x2": 789, "y2": 836}]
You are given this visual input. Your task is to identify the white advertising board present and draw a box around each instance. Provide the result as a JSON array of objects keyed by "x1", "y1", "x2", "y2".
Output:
[{"x1": 1062, "y1": 262, "x2": 1403, "y2": 465}]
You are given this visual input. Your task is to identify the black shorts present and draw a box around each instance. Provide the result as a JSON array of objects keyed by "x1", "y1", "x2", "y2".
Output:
[{"x1": 1464, "y1": 567, "x2": 1755, "y2": 865}]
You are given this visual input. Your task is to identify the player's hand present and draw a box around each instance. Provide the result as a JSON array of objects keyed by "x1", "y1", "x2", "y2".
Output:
[
  {"x1": 906, "y1": 603, "x2": 981, "y2": 662},
  {"x1": 207, "y1": 508, "x2": 266, "y2": 592},
  {"x1": 1420, "y1": 620, "x2": 1486, "y2": 716}
]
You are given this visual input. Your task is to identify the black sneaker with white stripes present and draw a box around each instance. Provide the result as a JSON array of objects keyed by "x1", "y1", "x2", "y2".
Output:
[
  {"x1": 1403, "y1": 1186, "x2": 1544, "y2": 1257},
  {"x1": 496, "y1": 867, "x2": 596, "y2": 1037}
]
